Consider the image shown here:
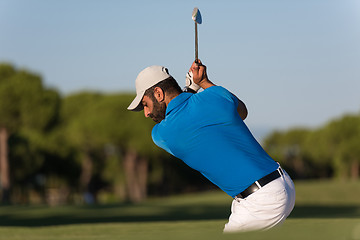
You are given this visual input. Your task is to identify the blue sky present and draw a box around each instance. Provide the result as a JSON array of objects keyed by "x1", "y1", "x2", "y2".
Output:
[{"x1": 1, "y1": 0, "x2": 360, "y2": 138}]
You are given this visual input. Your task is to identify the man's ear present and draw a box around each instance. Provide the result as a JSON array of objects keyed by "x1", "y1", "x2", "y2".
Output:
[{"x1": 153, "y1": 87, "x2": 165, "y2": 102}]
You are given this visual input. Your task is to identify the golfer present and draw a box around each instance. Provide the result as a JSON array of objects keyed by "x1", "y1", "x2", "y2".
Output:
[{"x1": 127, "y1": 60, "x2": 295, "y2": 232}]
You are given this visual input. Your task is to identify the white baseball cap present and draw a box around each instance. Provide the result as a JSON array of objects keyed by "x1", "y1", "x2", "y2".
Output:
[{"x1": 127, "y1": 65, "x2": 171, "y2": 111}]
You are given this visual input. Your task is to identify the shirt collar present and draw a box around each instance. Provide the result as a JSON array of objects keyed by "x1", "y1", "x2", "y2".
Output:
[{"x1": 166, "y1": 92, "x2": 192, "y2": 116}]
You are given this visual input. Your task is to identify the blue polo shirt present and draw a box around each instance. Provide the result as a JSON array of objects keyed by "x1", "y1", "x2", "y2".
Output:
[{"x1": 152, "y1": 86, "x2": 278, "y2": 197}]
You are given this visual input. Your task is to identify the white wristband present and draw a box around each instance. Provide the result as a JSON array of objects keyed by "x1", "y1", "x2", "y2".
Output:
[{"x1": 185, "y1": 71, "x2": 200, "y2": 92}]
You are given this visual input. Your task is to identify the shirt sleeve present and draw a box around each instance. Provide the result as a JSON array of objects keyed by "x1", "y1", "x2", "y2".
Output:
[
  {"x1": 201, "y1": 86, "x2": 239, "y2": 107},
  {"x1": 152, "y1": 124, "x2": 175, "y2": 156}
]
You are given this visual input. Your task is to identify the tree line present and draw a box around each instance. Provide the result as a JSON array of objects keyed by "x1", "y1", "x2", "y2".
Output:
[
  {"x1": 0, "y1": 63, "x2": 210, "y2": 205},
  {"x1": 263, "y1": 115, "x2": 360, "y2": 180},
  {"x1": 0, "y1": 63, "x2": 358, "y2": 204}
]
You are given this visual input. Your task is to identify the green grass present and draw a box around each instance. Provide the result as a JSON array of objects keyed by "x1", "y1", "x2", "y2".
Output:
[{"x1": 0, "y1": 180, "x2": 359, "y2": 240}]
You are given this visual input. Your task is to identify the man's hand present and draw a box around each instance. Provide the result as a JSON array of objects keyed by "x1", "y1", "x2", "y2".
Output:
[
  {"x1": 189, "y1": 59, "x2": 215, "y2": 90},
  {"x1": 188, "y1": 59, "x2": 248, "y2": 120}
]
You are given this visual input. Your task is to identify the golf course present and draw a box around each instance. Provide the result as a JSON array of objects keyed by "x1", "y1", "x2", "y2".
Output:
[{"x1": 0, "y1": 179, "x2": 359, "y2": 240}]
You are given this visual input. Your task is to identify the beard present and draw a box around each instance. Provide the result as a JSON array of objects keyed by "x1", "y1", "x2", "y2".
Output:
[{"x1": 149, "y1": 100, "x2": 166, "y2": 123}]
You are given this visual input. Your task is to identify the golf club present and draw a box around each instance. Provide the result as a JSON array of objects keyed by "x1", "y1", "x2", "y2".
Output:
[{"x1": 192, "y1": 7, "x2": 202, "y2": 63}]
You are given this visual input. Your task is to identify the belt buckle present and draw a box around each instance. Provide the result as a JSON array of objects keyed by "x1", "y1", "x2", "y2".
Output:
[{"x1": 236, "y1": 193, "x2": 243, "y2": 199}]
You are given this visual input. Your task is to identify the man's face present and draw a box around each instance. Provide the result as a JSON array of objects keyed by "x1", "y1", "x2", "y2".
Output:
[{"x1": 142, "y1": 95, "x2": 166, "y2": 123}]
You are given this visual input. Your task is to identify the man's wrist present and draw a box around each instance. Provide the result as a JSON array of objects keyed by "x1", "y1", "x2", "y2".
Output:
[
  {"x1": 198, "y1": 79, "x2": 215, "y2": 89},
  {"x1": 183, "y1": 87, "x2": 197, "y2": 93}
]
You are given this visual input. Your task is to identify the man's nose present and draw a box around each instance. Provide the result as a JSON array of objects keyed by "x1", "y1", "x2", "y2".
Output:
[{"x1": 144, "y1": 108, "x2": 150, "y2": 118}]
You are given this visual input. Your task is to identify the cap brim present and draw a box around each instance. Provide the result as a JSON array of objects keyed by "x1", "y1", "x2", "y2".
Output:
[{"x1": 127, "y1": 91, "x2": 145, "y2": 111}]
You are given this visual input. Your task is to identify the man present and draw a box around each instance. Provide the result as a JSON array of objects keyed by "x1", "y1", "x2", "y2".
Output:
[{"x1": 127, "y1": 60, "x2": 295, "y2": 232}]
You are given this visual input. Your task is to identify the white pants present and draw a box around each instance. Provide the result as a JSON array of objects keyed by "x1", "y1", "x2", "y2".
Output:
[{"x1": 224, "y1": 168, "x2": 296, "y2": 233}]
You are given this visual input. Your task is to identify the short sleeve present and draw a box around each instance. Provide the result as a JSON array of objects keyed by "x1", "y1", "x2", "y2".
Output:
[{"x1": 199, "y1": 86, "x2": 239, "y2": 107}]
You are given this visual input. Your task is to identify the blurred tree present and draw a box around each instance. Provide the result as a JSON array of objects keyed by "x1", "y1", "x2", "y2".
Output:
[
  {"x1": 60, "y1": 92, "x2": 105, "y2": 203},
  {"x1": 100, "y1": 94, "x2": 162, "y2": 202},
  {"x1": 265, "y1": 113, "x2": 360, "y2": 180},
  {"x1": 61, "y1": 92, "x2": 162, "y2": 203},
  {"x1": 0, "y1": 63, "x2": 60, "y2": 203},
  {"x1": 0, "y1": 64, "x2": 16, "y2": 202},
  {"x1": 323, "y1": 115, "x2": 360, "y2": 179},
  {"x1": 264, "y1": 128, "x2": 312, "y2": 178}
]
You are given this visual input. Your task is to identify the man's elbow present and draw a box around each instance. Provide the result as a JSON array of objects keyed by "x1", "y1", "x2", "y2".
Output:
[
  {"x1": 237, "y1": 101, "x2": 248, "y2": 120},
  {"x1": 239, "y1": 108, "x2": 248, "y2": 120}
]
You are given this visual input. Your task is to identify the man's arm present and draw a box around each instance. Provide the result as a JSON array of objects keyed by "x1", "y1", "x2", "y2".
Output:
[{"x1": 190, "y1": 60, "x2": 248, "y2": 120}]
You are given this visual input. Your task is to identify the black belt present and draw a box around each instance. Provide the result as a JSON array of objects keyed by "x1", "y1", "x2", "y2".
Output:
[{"x1": 236, "y1": 168, "x2": 284, "y2": 199}]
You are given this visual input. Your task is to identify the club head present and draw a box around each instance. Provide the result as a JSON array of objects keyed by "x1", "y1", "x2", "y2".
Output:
[{"x1": 192, "y1": 7, "x2": 202, "y2": 24}]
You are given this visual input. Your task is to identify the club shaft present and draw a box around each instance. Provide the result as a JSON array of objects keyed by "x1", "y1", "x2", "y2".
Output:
[{"x1": 195, "y1": 22, "x2": 198, "y2": 62}]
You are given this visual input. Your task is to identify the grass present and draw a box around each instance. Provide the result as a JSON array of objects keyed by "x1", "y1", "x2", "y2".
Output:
[{"x1": 0, "y1": 180, "x2": 359, "y2": 240}]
